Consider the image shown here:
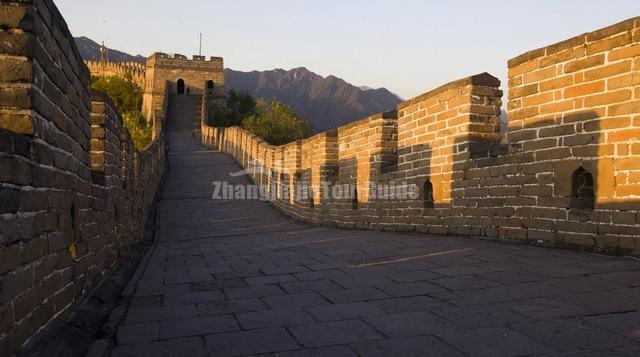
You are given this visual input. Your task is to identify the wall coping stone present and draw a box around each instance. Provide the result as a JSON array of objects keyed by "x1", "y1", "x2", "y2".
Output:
[
  {"x1": 396, "y1": 72, "x2": 500, "y2": 111},
  {"x1": 508, "y1": 16, "x2": 640, "y2": 68}
]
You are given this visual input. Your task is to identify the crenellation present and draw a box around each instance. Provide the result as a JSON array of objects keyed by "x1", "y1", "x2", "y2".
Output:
[
  {"x1": 84, "y1": 60, "x2": 146, "y2": 88},
  {"x1": 203, "y1": 17, "x2": 640, "y2": 254}
]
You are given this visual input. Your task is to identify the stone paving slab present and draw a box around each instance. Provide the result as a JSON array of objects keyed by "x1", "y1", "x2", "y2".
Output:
[{"x1": 112, "y1": 129, "x2": 640, "y2": 356}]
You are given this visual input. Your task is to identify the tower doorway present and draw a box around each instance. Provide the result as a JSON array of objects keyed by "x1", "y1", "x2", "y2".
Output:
[{"x1": 177, "y1": 79, "x2": 185, "y2": 94}]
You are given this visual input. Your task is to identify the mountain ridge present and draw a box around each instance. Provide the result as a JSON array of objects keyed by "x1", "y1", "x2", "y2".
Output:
[
  {"x1": 74, "y1": 37, "x2": 402, "y2": 133},
  {"x1": 224, "y1": 67, "x2": 402, "y2": 132},
  {"x1": 75, "y1": 36, "x2": 146, "y2": 63}
]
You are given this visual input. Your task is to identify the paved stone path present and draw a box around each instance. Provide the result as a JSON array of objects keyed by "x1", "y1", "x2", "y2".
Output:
[{"x1": 112, "y1": 100, "x2": 640, "y2": 356}]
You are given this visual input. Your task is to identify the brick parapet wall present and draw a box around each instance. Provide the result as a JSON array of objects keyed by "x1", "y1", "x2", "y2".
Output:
[
  {"x1": 508, "y1": 17, "x2": 640, "y2": 205},
  {"x1": 151, "y1": 81, "x2": 169, "y2": 139},
  {"x1": 202, "y1": 18, "x2": 640, "y2": 253},
  {"x1": 90, "y1": 90, "x2": 125, "y2": 186},
  {"x1": 497, "y1": 16, "x2": 640, "y2": 248},
  {"x1": 0, "y1": 1, "x2": 167, "y2": 355},
  {"x1": 84, "y1": 60, "x2": 146, "y2": 88}
]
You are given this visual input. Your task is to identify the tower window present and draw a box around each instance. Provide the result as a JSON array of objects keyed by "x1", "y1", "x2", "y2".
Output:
[
  {"x1": 207, "y1": 80, "x2": 214, "y2": 89},
  {"x1": 69, "y1": 205, "x2": 78, "y2": 260},
  {"x1": 177, "y1": 79, "x2": 185, "y2": 94},
  {"x1": 423, "y1": 180, "x2": 434, "y2": 208},
  {"x1": 279, "y1": 173, "x2": 286, "y2": 199},
  {"x1": 352, "y1": 187, "x2": 359, "y2": 210},
  {"x1": 114, "y1": 205, "x2": 120, "y2": 259},
  {"x1": 571, "y1": 167, "x2": 595, "y2": 210}
]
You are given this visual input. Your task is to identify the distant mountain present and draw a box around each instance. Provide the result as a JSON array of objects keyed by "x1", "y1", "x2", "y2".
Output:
[
  {"x1": 225, "y1": 67, "x2": 402, "y2": 133},
  {"x1": 74, "y1": 36, "x2": 146, "y2": 63},
  {"x1": 74, "y1": 37, "x2": 403, "y2": 133}
]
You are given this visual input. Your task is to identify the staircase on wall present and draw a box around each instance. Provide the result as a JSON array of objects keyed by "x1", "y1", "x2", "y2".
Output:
[
  {"x1": 166, "y1": 94, "x2": 201, "y2": 132},
  {"x1": 166, "y1": 94, "x2": 203, "y2": 152}
]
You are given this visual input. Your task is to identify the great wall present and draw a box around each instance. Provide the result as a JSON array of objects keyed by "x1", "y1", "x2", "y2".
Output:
[
  {"x1": 201, "y1": 18, "x2": 640, "y2": 252},
  {"x1": 0, "y1": 1, "x2": 639, "y2": 355}
]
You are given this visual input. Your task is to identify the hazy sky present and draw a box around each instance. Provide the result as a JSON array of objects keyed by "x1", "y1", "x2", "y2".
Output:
[{"x1": 56, "y1": 0, "x2": 640, "y2": 99}]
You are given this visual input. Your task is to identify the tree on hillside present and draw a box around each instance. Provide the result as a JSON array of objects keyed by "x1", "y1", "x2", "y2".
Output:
[
  {"x1": 90, "y1": 73, "x2": 151, "y2": 149},
  {"x1": 209, "y1": 89, "x2": 256, "y2": 127},
  {"x1": 242, "y1": 99, "x2": 311, "y2": 146}
]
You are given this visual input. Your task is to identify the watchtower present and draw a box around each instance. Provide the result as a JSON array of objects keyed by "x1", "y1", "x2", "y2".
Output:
[{"x1": 142, "y1": 52, "x2": 225, "y2": 119}]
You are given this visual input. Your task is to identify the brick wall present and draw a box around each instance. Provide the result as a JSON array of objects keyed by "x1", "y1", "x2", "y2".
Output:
[
  {"x1": 503, "y1": 17, "x2": 640, "y2": 248},
  {"x1": 202, "y1": 18, "x2": 640, "y2": 253},
  {"x1": 85, "y1": 60, "x2": 146, "y2": 88},
  {"x1": 0, "y1": 1, "x2": 166, "y2": 355}
]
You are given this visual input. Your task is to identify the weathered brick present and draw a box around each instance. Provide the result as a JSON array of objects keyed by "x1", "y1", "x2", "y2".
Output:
[
  {"x1": 0, "y1": 57, "x2": 33, "y2": 83},
  {"x1": 509, "y1": 107, "x2": 539, "y2": 121},
  {"x1": 0, "y1": 30, "x2": 31, "y2": 57},
  {"x1": 2, "y1": 266, "x2": 33, "y2": 303},
  {"x1": 564, "y1": 81, "x2": 605, "y2": 98},
  {"x1": 0, "y1": 302, "x2": 13, "y2": 334},
  {"x1": 540, "y1": 100, "x2": 574, "y2": 115},
  {"x1": 536, "y1": 147, "x2": 571, "y2": 161},
  {"x1": 0, "y1": 112, "x2": 35, "y2": 135},
  {"x1": 509, "y1": 84, "x2": 539, "y2": 99},
  {"x1": 13, "y1": 285, "x2": 41, "y2": 321},
  {"x1": 590, "y1": 123, "x2": 631, "y2": 139},
  {"x1": 608, "y1": 44, "x2": 640, "y2": 61},
  {"x1": 522, "y1": 92, "x2": 554, "y2": 107},
  {"x1": 540, "y1": 46, "x2": 584, "y2": 68},
  {"x1": 608, "y1": 128, "x2": 640, "y2": 142},
  {"x1": 539, "y1": 75, "x2": 573, "y2": 92},
  {"x1": 0, "y1": 188, "x2": 21, "y2": 214},
  {"x1": 508, "y1": 59, "x2": 540, "y2": 77},
  {"x1": 608, "y1": 101, "x2": 640, "y2": 116},
  {"x1": 563, "y1": 54, "x2": 605, "y2": 74},
  {"x1": 562, "y1": 133, "x2": 599, "y2": 146},
  {"x1": 586, "y1": 18, "x2": 635, "y2": 42},
  {"x1": 523, "y1": 66, "x2": 557, "y2": 84},
  {"x1": 607, "y1": 73, "x2": 640, "y2": 90},
  {"x1": 612, "y1": 211, "x2": 637, "y2": 225},
  {"x1": 0, "y1": 4, "x2": 30, "y2": 28},
  {"x1": 584, "y1": 90, "x2": 632, "y2": 108},
  {"x1": 539, "y1": 125, "x2": 576, "y2": 138},
  {"x1": 0, "y1": 246, "x2": 21, "y2": 276},
  {"x1": 0, "y1": 157, "x2": 31, "y2": 185},
  {"x1": 523, "y1": 138, "x2": 558, "y2": 151},
  {"x1": 586, "y1": 32, "x2": 633, "y2": 55},
  {"x1": 557, "y1": 221, "x2": 597, "y2": 234},
  {"x1": 616, "y1": 157, "x2": 640, "y2": 170},
  {"x1": 572, "y1": 145, "x2": 609, "y2": 158},
  {"x1": 21, "y1": 238, "x2": 46, "y2": 264},
  {"x1": 521, "y1": 185, "x2": 553, "y2": 197},
  {"x1": 584, "y1": 61, "x2": 632, "y2": 82}
]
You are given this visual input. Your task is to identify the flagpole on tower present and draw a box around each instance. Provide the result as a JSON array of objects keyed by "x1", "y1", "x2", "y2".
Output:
[{"x1": 199, "y1": 33, "x2": 202, "y2": 56}]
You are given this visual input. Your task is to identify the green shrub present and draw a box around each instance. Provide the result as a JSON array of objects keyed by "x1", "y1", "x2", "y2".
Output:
[
  {"x1": 209, "y1": 90, "x2": 256, "y2": 127},
  {"x1": 90, "y1": 73, "x2": 151, "y2": 150},
  {"x1": 242, "y1": 99, "x2": 310, "y2": 146},
  {"x1": 122, "y1": 111, "x2": 152, "y2": 149}
]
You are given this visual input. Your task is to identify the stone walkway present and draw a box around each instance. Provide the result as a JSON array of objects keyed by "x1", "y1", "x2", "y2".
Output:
[{"x1": 111, "y1": 111, "x2": 640, "y2": 356}]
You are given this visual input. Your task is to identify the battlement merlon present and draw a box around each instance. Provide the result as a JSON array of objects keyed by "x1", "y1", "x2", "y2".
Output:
[{"x1": 147, "y1": 52, "x2": 224, "y2": 69}]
